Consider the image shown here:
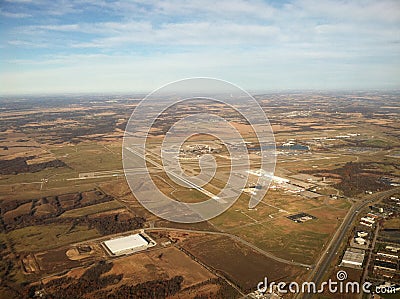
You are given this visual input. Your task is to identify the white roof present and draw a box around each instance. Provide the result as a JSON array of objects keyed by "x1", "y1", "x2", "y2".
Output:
[
  {"x1": 104, "y1": 234, "x2": 148, "y2": 254},
  {"x1": 342, "y1": 260, "x2": 363, "y2": 266}
]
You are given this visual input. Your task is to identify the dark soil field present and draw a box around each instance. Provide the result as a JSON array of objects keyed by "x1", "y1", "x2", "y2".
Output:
[
  {"x1": 0, "y1": 156, "x2": 68, "y2": 175},
  {"x1": 35, "y1": 247, "x2": 82, "y2": 273},
  {"x1": 181, "y1": 234, "x2": 306, "y2": 292}
]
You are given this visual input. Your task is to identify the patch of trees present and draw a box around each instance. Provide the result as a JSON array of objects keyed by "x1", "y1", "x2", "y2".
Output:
[
  {"x1": 103, "y1": 276, "x2": 184, "y2": 299},
  {"x1": 88, "y1": 214, "x2": 145, "y2": 235},
  {"x1": 0, "y1": 199, "x2": 33, "y2": 215},
  {"x1": 80, "y1": 260, "x2": 113, "y2": 280},
  {"x1": 184, "y1": 278, "x2": 240, "y2": 299},
  {"x1": 0, "y1": 239, "x2": 20, "y2": 299},
  {"x1": 1, "y1": 210, "x2": 145, "y2": 241},
  {"x1": 215, "y1": 279, "x2": 241, "y2": 299},
  {"x1": 0, "y1": 241, "x2": 11, "y2": 281},
  {"x1": 52, "y1": 263, "x2": 122, "y2": 298},
  {"x1": 182, "y1": 278, "x2": 221, "y2": 293},
  {"x1": 28, "y1": 266, "x2": 183, "y2": 299},
  {"x1": 42, "y1": 276, "x2": 74, "y2": 289},
  {"x1": 0, "y1": 191, "x2": 114, "y2": 231},
  {"x1": 0, "y1": 156, "x2": 68, "y2": 175},
  {"x1": 28, "y1": 261, "x2": 123, "y2": 299},
  {"x1": 302, "y1": 161, "x2": 396, "y2": 196}
]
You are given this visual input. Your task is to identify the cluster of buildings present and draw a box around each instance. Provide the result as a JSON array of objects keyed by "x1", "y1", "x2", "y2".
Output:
[
  {"x1": 339, "y1": 212, "x2": 381, "y2": 269},
  {"x1": 311, "y1": 133, "x2": 360, "y2": 141},
  {"x1": 287, "y1": 212, "x2": 317, "y2": 224},
  {"x1": 245, "y1": 170, "x2": 322, "y2": 199},
  {"x1": 350, "y1": 230, "x2": 370, "y2": 249},
  {"x1": 246, "y1": 289, "x2": 281, "y2": 299},
  {"x1": 368, "y1": 199, "x2": 400, "y2": 286},
  {"x1": 340, "y1": 194, "x2": 400, "y2": 294},
  {"x1": 178, "y1": 143, "x2": 221, "y2": 159},
  {"x1": 390, "y1": 196, "x2": 400, "y2": 205},
  {"x1": 360, "y1": 213, "x2": 379, "y2": 228},
  {"x1": 373, "y1": 246, "x2": 399, "y2": 279},
  {"x1": 306, "y1": 132, "x2": 364, "y2": 150}
]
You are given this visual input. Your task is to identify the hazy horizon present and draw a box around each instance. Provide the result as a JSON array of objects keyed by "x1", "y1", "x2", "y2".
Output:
[{"x1": 2, "y1": 87, "x2": 400, "y2": 98}]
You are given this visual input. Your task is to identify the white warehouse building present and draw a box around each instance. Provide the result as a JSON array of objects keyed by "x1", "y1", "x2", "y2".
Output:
[{"x1": 103, "y1": 232, "x2": 156, "y2": 256}]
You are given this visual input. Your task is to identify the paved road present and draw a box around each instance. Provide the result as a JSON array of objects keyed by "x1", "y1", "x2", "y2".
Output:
[{"x1": 301, "y1": 188, "x2": 399, "y2": 299}]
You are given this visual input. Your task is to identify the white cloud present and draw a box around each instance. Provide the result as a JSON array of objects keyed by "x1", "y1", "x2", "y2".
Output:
[
  {"x1": 0, "y1": 8, "x2": 31, "y2": 18},
  {"x1": 1, "y1": 0, "x2": 399, "y2": 93},
  {"x1": 4, "y1": 0, "x2": 33, "y2": 3},
  {"x1": 294, "y1": 0, "x2": 400, "y2": 23}
]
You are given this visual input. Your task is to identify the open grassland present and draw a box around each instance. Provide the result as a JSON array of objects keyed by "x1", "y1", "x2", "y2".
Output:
[
  {"x1": 59, "y1": 200, "x2": 124, "y2": 218},
  {"x1": 0, "y1": 166, "x2": 74, "y2": 186},
  {"x1": 211, "y1": 207, "x2": 254, "y2": 231},
  {"x1": 0, "y1": 182, "x2": 100, "y2": 201},
  {"x1": 210, "y1": 188, "x2": 348, "y2": 233},
  {"x1": 50, "y1": 142, "x2": 122, "y2": 173},
  {"x1": 8, "y1": 224, "x2": 100, "y2": 253},
  {"x1": 235, "y1": 221, "x2": 327, "y2": 265},
  {"x1": 233, "y1": 205, "x2": 347, "y2": 265}
]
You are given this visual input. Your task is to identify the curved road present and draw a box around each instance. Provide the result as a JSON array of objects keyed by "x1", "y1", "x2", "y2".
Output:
[{"x1": 145, "y1": 227, "x2": 312, "y2": 268}]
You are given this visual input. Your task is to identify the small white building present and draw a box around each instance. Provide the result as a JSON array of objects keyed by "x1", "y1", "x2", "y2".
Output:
[
  {"x1": 357, "y1": 231, "x2": 368, "y2": 238},
  {"x1": 355, "y1": 237, "x2": 366, "y2": 245},
  {"x1": 361, "y1": 217, "x2": 375, "y2": 224}
]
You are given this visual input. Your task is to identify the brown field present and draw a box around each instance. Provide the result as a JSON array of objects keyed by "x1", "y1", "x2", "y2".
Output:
[
  {"x1": 35, "y1": 247, "x2": 82, "y2": 273},
  {"x1": 1, "y1": 93, "x2": 399, "y2": 298},
  {"x1": 233, "y1": 210, "x2": 342, "y2": 265},
  {"x1": 181, "y1": 234, "x2": 306, "y2": 292},
  {"x1": 3, "y1": 201, "x2": 32, "y2": 223},
  {"x1": 107, "y1": 246, "x2": 216, "y2": 289}
]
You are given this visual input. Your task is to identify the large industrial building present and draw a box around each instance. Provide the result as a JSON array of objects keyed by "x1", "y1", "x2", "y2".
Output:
[
  {"x1": 103, "y1": 232, "x2": 156, "y2": 256},
  {"x1": 340, "y1": 248, "x2": 365, "y2": 269}
]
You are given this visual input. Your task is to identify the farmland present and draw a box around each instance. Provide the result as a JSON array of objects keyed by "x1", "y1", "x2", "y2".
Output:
[{"x1": 0, "y1": 92, "x2": 399, "y2": 298}]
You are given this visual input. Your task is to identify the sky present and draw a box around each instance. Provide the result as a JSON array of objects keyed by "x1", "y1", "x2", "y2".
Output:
[{"x1": 0, "y1": 0, "x2": 399, "y2": 94}]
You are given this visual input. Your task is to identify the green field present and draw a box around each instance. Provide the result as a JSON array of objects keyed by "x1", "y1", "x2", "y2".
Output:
[
  {"x1": 59, "y1": 200, "x2": 124, "y2": 218},
  {"x1": 7, "y1": 224, "x2": 100, "y2": 252},
  {"x1": 235, "y1": 221, "x2": 328, "y2": 264},
  {"x1": 50, "y1": 142, "x2": 122, "y2": 172}
]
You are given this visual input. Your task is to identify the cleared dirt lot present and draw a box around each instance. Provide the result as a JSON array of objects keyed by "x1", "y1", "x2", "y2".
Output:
[{"x1": 108, "y1": 246, "x2": 216, "y2": 289}]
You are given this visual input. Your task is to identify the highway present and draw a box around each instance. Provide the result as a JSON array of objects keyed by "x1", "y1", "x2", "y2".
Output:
[{"x1": 301, "y1": 188, "x2": 399, "y2": 299}]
